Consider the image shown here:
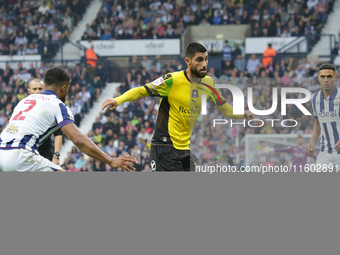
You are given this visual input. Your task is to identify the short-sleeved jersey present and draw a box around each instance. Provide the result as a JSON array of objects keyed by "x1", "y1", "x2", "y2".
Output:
[
  {"x1": 311, "y1": 87, "x2": 340, "y2": 154},
  {"x1": 0, "y1": 90, "x2": 74, "y2": 153},
  {"x1": 144, "y1": 70, "x2": 226, "y2": 150}
]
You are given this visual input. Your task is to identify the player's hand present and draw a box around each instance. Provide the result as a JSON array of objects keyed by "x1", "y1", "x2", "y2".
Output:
[
  {"x1": 52, "y1": 158, "x2": 60, "y2": 165},
  {"x1": 306, "y1": 142, "x2": 315, "y2": 155},
  {"x1": 101, "y1": 98, "x2": 118, "y2": 112},
  {"x1": 335, "y1": 141, "x2": 340, "y2": 151},
  {"x1": 110, "y1": 155, "x2": 138, "y2": 171},
  {"x1": 244, "y1": 110, "x2": 255, "y2": 120}
]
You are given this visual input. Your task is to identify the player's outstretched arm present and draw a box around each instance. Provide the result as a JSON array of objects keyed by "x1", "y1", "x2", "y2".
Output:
[
  {"x1": 306, "y1": 118, "x2": 321, "y2": 155},
  {"x1": 101, "y1": 87, "x2": 149, "y2": 112},
  {"x1": 61, "y1": 123, "x2": 138, "y2": 171}
]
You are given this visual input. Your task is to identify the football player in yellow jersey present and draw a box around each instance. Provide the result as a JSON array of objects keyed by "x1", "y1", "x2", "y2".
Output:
[{"x1": 102, "y1": 42, "x2": 254, "y2": 171}]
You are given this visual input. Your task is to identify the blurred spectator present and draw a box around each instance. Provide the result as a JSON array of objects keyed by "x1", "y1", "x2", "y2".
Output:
[
  {"x1": 262, "y1": 43, "x2": 277, "y2": 69},
  {"x1": 246, "y1": 54, "x2": 260, "y2": 74},
  {"x1": 221, "y1": 40, "x2": 232, "y2": 62},
  {"x1": 130, "y1": 56, "x2": 142, "y2": 72},
  {"x1": 232, "y1": 42, "x2": 242, "y2": 60},
  {"x1": 100, "y1": 30, "x2": 112, "y2": 40},
  {"x1": 234, "y1": 55, "x2": 245, "y2": 73},
  {"x1": 86, "y1": 45, "x2": 98, "y2": 69},
  {"x1": 141, "y1": 56, "x2": 153, "y2": 71},
  {"x1": 75, "y1": 154, "x2": 86, "y2": 170},
  {"x1": 26, "y1": 43, "x2": 38, "y2": 55},
  {"x1": 38, "y1": 2, "x2": 50, "y2": 15}
]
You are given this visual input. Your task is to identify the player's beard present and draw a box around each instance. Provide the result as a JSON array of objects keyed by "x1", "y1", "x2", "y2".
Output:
[
  {"x1": 60, "y1": 94, "x2": 66, "y2": 103},
  {"x1": 191, "y1": 66, "x2": 206, "y2": 78}
]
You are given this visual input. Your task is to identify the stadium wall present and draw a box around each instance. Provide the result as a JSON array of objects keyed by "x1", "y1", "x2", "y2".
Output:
[{"x1": 181, "y1": 25, "x2": 251, "y2": 57}]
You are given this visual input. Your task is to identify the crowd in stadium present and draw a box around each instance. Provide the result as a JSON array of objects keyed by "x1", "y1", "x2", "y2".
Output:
[
  {"x1": 1, "y1": 0, "x2": 334, "y2": 54},
  {"x1": 0, "y1": 0, "x2": 90, "y2": 59},
  {"x1": 0, "y1": 0, "x2": 339, "y2": 171},
  {"x1": 80, "y1": 0, "x2": 334, "y2": 41}
]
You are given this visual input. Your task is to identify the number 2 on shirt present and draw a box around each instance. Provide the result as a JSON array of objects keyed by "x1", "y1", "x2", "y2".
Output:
[{"x1": 12, "y1": 100, "x2": 37, "y2": 121}]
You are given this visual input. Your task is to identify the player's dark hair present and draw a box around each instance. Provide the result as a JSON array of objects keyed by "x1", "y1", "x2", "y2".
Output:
[
  {"x1": 319, "y1": 63, "x2": 336, "y2": 73},
  {"x1": 185, "y1": 42, "x2": 207, "y2": 59},
  {"x1": 44, "y1": 67, "x2": 70, "y2": 88}
]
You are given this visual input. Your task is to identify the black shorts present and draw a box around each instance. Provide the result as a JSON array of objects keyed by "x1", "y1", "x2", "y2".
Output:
[
  {"x1": 39, "y1": 148, "x2": 53, "y2": 161},
  {"x1": 150, "y1": 145, "x2": 196, "y2": 171}
]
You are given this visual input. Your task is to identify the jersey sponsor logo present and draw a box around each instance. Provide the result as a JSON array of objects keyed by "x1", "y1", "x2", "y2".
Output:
[
  {"x1": 318, "y1": 110, "x2": 339, "y2": 122},
  {"x1": 178, "y1": 106, "x2": 201, "y2": 117},
  {"x1": 5, "y1": 124, "x2": 19, "y2": 134},
  {"x1": 151, "y1": 77, "x2": 165, "y2": 88}
]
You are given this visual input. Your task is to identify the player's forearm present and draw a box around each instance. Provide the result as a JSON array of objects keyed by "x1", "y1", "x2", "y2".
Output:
[
  {"x1": 115, "y1": 87, "x2": 149, "y2": 105},
  {"x1": 54, "y1": 135, "x2": 62, "y2": 153},
  {"x1": 310, "y1": 120, "x2": 321, "y2": 144},
  {"x1": 217, "y1": 104, "x2": 245, "y2": 119},
  {"x1": 74, "y1": 134, "x2": 112, "y2": 165}
]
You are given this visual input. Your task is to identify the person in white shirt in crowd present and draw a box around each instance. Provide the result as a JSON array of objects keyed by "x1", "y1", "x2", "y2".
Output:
[
  {"x1": 246, "y1": 54, "x2": 260, "y2": 74},
  {"x1": 105, "y1": 140, "x2": 116, "y2": 156},
  {"x1": 13, "y1": 69, "x2": 20, "y2": 81},
  {"x1": 300, "y1": 58, "x2": 311, "y2": 70},
  {"x1": 78, "y1": 86, "x2": 91, "y2": 113},
  {"x1": 163, "y1": 0, "x2": 173, "y2": 11},
  {"x1": 18, "y1": 69, "x2": 32, "y2": 83},
  {"x1": 307, "y1": 0, "x2": 319, "y2": 10},
  {"x1": 38, "y1": 1, "x2": 50, "y2": 15},
  {"x1": 295, "y1": 65, "x2": 306, "y2": 78},
  {"x1": 26, "y1": 43, "x2": 38, "y2": 55},
  {"x1": 149, "y1": 0, "x2": 161, "y2": 10},
  {"x1": 137, "y1": 127, "x2": 151, "y2": 144}
]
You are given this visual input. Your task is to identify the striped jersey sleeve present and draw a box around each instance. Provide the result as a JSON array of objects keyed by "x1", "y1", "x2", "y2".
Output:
[{"x1": 55, "y1": 103, "x2": 75, "y2": 128}]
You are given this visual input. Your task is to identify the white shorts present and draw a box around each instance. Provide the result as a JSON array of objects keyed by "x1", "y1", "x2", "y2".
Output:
[
  {"x1": 316, "y1": 151, "x2": 340, "y2": 169},
  {"x1": 0, "y1": 149, "x2": 63, "y2": 172}
]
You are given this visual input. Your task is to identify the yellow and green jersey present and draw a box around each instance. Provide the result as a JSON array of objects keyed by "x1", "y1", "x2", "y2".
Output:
[{"x1": 115, "y1": 70, "x2": 244, "y2": 150}]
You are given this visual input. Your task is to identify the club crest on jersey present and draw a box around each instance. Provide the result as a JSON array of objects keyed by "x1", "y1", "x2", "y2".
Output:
[
  {"x1": 162, "y1": 73, "x2": 172, "y2": 80},
  {"x1": 5, "y1": 124, "x2": 19, "y2": 134},
  {"x1": 192, "y1": 89, "x2": 199, "y2": 98},
  {"x1": 334, "y1": 99, "x2": 339, "y2": 107}
]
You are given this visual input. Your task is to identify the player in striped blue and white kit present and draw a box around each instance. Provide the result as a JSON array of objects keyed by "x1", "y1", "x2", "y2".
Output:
[
  {"x1": 0, "y1": 67, "x2": 137, "y2": 172},
  {"x1": 307, "y1": 63, "x2": 340, "y2": 167}
]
